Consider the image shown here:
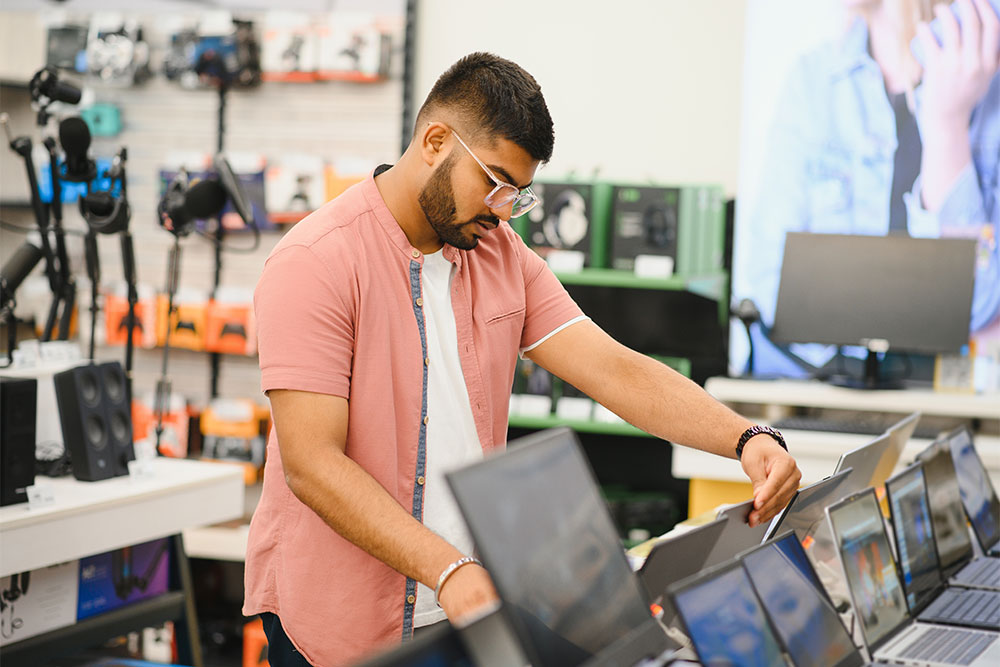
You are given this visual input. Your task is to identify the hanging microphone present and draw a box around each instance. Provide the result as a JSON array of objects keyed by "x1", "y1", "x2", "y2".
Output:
[
  {"x1": 186, "y1": 179, "x2": 229, "y2": 219},
  {"x1": 1, "y1": 238, "x2": 44, "y2": 306},
  {"x1": 29, "y1": 67, "x2": 82, "y2": 105},
  {"x1": 157, "y1": 177, "x2": 227, "y2": 237},
  {"x1": 213, "y1": 154, "x2": 255, "y2": 227},
  {"x1": 59, "y1": 116, "x2": 96, "y2": 182}
]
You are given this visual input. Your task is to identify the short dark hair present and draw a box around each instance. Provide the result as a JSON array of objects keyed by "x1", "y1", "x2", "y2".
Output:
[{"x1": 416, "y1": 52, "x2": 554, "y2": 163}]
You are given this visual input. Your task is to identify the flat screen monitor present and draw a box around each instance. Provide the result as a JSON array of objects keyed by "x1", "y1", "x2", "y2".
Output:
[{"x1": 771, "y1": 233, "x2": 976, "y2": 388}]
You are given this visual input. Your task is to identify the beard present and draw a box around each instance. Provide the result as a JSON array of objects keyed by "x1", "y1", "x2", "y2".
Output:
[{"x1": 418, "y1": 153, "x2": 498, "y2": 251}]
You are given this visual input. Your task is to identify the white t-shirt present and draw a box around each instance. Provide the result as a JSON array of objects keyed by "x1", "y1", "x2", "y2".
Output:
[{"x1": 413, "y1": 250, "x2": 485, "y2": 627}]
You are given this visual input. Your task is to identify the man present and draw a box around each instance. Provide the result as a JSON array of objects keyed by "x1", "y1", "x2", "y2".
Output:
[{"x1": 245, "y1": 52, "x2": 801, "y2": 666}]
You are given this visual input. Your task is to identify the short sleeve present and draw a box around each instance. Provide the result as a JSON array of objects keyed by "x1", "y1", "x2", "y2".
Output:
[
  {"x1": 516, "y1": 236, "x2": 586, "y2": 349},
  {"x1": 255, "y1": 243, "x2": 354, "y2": 397}
]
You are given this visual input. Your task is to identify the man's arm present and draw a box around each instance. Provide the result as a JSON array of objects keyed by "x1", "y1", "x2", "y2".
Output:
[
  {"x1": 525, "y1": 320, "x2": 801, "y2": 526},
  {"x1": 267, "y1": 389, "x2": 497, "y2": 621}
]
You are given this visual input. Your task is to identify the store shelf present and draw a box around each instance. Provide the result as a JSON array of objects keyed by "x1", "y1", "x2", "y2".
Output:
[
  {"x1": 554, "y1": 267, "x2": 725, "y2": 294},
  {"x1": 0, "y1": 592, "x2": 186, "y2": 666},
  {"x1": 508, "y1": 414, "x2": 654, "y2": 438}
]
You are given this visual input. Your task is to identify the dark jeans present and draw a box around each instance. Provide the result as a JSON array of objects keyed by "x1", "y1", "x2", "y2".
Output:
[{"x1": 260, "y1": 612, "x2": 314, "y2": 667}]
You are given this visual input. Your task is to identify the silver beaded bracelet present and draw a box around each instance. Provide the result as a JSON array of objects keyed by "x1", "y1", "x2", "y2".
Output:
[{"x1": 434, "y1": 556, "x2": 483, "y2": 608}]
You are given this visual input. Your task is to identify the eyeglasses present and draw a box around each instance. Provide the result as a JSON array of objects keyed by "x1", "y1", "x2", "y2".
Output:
[{"x1": 451, "y1": 130, "x2": 540, "y2": 218}]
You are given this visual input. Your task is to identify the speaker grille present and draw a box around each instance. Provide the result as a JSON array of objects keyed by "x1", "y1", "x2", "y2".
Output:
[
  {"x1": 80, "y1": 368, "x2": 101, "y2": 408},
  {"x1": 103, "y1": 365, "x2": 125, "y2": 403},
  {"x1": 85, "y1": 414, "x2": 108, "y2": 450}
]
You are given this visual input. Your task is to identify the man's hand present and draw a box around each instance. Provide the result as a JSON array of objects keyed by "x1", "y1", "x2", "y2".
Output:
[
  {"x1": 435, "y1": 562, "x2": 500, "y2": 626},
  {"x1": 739, "y1": 436, "x2": 801, "y2": 527}
]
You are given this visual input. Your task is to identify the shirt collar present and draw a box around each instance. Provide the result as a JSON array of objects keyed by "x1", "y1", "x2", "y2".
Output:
[
  {"x1": 362, "y1": 166, "x2": 464, "y2": 270},
  {"x1": 831, "y1": 16, "x2": 876, "y2": 81}
]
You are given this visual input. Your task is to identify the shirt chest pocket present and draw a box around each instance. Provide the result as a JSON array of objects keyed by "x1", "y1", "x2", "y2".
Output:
[{"x1": 481, "y1": 301, "x2": 526, "y2": 369}]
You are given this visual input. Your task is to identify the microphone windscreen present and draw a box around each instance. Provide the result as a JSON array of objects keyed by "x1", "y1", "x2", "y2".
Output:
[
  {"x1": 58, "y1": 116, "x2": 91, "y2": 157},
  {"x1": 185, "y1": 179, "x2": 228, "y2": 219},
  {"x1": 1, "y1": 240, "x2": 44, "y2": 300}
]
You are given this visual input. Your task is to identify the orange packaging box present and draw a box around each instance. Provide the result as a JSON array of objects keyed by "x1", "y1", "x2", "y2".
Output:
[
  {"x1": 156, "y1": 295, "x2": 207, "y2": 351},
  {"x1": 205, "y1": 301, "x2": 256, "y2": 355},
  {"x1": 243, "y1": 617, "x2": 269, "y2": 667},
  {"x1": 105, "y1": 294, "x2": 156, "y2": 348}
]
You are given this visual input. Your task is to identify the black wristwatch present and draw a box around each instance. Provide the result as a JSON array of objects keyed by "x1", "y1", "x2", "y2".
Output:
[{"x1": 735, "y1": 425, "x2": 787, "y2": 461}]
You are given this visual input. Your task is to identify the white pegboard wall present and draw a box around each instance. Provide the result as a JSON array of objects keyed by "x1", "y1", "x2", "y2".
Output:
[{"x1": 0, "y1": 8, "x2": 407, "y2": 407}]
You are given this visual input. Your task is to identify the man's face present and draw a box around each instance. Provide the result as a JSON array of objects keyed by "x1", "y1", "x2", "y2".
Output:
[{"x1": 418, "y1": 133, "x2": 539, "y2": 250}]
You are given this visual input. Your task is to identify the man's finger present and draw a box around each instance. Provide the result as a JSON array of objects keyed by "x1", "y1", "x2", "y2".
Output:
[{"x1": 750, "y1": 468, "x2": 800, "y2": 525}]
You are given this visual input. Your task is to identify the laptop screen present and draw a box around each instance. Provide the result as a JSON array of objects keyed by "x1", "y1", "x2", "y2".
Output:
[
  {"x1": 886, "y1": 464, "x2": 944, "y2": 612},
  {"x1": 743, "y1": 538, "x2": 862, "y2": 667},
  {"x1": 639, "y1": 517, "x2": 728, "y2": 605},
  {"x1": 828, "y1": 490, "x2": 910, "y2": 651},
  {"x1": 917, "y1": 441, "x2": 975, "y2": 572},
  {"x1": 947, "y1": 428, "x2": 1000, "y2": 552},
  {"x1": 671, "y1": 562, "x2": 784, "y2": 667},
  {"x1": 446, "y1": 428, "x2": 661, "y2": 666}
]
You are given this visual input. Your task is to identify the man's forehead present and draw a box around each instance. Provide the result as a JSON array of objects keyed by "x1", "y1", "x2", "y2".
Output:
[{"x1": 478, "y1": 136, "x2": 538, "y2": 189}]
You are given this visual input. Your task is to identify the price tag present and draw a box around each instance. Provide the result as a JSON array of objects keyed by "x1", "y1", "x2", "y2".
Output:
[
  {"x1": 545, "y1": 250, "x2": 585, "y2": 273},
  {"x1": 27, "y1": 482, "x2": 56, "y2": 509},
  {"x1": 634, "y1": 254, "x2": 674, "y2": 279},
  {"x1": 128, "y1": 458, "x2": 156, "y2": 481}
]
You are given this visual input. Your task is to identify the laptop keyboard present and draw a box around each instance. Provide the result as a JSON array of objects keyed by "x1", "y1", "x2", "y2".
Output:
[
  {"x1": 897, "y1": 626, "x2": 995, "y2": 665},
  {"x1": 955, "y1": 558, "x2": 1000, "y2": 588},
  {"x1": 925, "y1": 589, "x2": 1000, "y2": 629}
]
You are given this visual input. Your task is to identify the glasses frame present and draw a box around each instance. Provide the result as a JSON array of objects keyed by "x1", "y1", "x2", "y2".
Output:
[{"x1": 451, "y1": 130, "x2": 540, "y2": 218}]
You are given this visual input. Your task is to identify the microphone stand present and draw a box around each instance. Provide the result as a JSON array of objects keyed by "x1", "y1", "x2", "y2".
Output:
[
  {"x1": 114, "y1": 149, "x2": 138, "y2": 407},
  {"x1": 42, "y1": 137, "x2": 75, "y2": 341},
  {"x1": 209, "y1": 82, "x2": 228, "y2": 400},
  {"x1": 154, "y1": 236, "x2": 182, "y2": 456},
  {"x1": 1, "y1": 113, "x2": 63, "y2": 342}
]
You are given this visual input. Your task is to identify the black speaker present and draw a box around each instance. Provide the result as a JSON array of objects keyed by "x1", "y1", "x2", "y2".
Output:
[
  {"x1": 0, "y1": 377, "x2": 37, "y2": 506},
  {"x1": 53, "y1": 362, "x2": 134, "y2": 481}
]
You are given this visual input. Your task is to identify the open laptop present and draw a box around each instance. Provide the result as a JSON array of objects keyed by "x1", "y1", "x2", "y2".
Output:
[
  {"x1": 916, "y1": 441, "x2": 1000, "y2": 591},
  {"x1": 885, "y1": 463, "x2": 1000, "y2": 631},
  {"x1": 834, "y1": 414, "x2": 916, "y2": 496},
  {"x1": 827, "y1": 488, "x2": 1000, "y2": 666},
  {"x1": 945, "y1": 427, "x2": 1000, "y2": 558},
  {"x1": 700, "y1": 499, "x2": 770, "y2": 568},
  {"x1": 447, "y1": 428, "x2": 675, "y2": 667},
  {"x1": 667, "y1": 558, "x2": 786, "y2": 667},
  {"x1": 637, "y1": 516, "x2": 728, "y2": 609},
  {"x1": 742, "y1": 531, "x2": 871, "y2": 667},
  {"x1": 764, "y1": 467, "x2": 854, "y2": 542}
]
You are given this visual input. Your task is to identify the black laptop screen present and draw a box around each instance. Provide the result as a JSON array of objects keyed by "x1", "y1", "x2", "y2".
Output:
[
  {"x1": 917, "y1": 442, "x2": 975, "y2": 571},
  {"x1": 828, "y1": 490, "x2": 910, "y2": 651},
  {"x1": 447, "y1": 429, "x2": 657, "y2": 666},
  {"x1": 886, "y1": 465, "x2": 944, "y2": 612},
  {"x1": 947, "y1": 428, "x2": 1000, "y2": 552},
  {"x1": 743, "y1": 538, "x2": 862, "y2": 667}
]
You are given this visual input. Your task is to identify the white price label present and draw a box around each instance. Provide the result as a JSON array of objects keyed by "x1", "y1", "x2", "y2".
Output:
[
  {"x1": 128, "y1": 457, "x2": 156, "y2": 481},
  {"x1": 26, "y1": 482, "x2": 56, "y2": 509}
]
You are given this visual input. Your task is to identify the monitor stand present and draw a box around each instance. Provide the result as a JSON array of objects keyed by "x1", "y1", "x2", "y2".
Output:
[{"x1": 826, "y1": 345, "x2": 904, "y2": 391}]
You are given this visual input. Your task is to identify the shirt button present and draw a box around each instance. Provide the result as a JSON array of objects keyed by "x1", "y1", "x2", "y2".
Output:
[
  {"x1": 407, "y1": 594, "x2": 416, "y2": 604},
  {"x1": 416, "y1": 476, "x2": 425, "y2": 485},
  {"x1": 423, "y1": 416, "x2": 429, "y2": 425},
  {"x1": 411, "y1": 249, "x2": 420, "y2": 258},
  {"x1": 415, "y1": 297, "x2": 423, "y2": 307},
  {"x1": 424, "y1": 357, "x2": 430, "y2": 366}
]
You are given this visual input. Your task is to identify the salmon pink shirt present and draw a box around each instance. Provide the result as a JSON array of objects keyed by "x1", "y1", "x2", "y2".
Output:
[{"x1": 244, "y1": 169, "x2": 584, "y2": 666}]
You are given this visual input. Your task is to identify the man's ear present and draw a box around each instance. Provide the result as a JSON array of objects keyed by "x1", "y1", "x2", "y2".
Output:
[{"x1": 420, "y1": 121, "x2": 450, "y2": 167}]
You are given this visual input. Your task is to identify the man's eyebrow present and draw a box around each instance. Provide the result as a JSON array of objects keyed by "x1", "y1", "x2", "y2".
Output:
[{"x1": 487, "y1": 163, "x2": 532, "y2": 190}]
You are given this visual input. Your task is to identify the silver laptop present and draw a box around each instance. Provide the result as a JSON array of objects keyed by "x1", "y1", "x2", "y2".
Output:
[
  {"x1": 827, "y1": 488, "x2": 1000, "y2": 666},
  {"x1": 700, "y1": 499, "x2": 771, "y2": 568},
  {"x1": 885, "y1": 463, "x2": 1000, "y2": 631},
  {"x1": 945, "y1": 427, "x2": 1000, "y2": 558},
  {"x1": 917, "y1": 441, "x2": 1000, "y2": 591},
  {"x1": 637, "y1": 516, "x2": 727, "y2": 608}
]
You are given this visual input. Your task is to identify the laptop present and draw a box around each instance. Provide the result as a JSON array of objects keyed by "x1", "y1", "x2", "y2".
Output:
[
  {"x1": 945, "y1": 427, "x2": 1000, "y2": 558},
  {"x1": 705, "y1": 499, "x2": 770, "y2": 561},
  {"x1": 742, "y1": 532, "x2": 869, "y2": 667},
  {"x1": 667, "y1": 558, "x2": 786, "y2": 667},
  {"x1": 916, "y1": 441, "x2": 1000, "y2": 591},
  {"x1": 446, "y1": 428, "x2": 674, "y2": 667},
  {"x1": 827, "y1": 488, "x2": 1000, "y2": 666},
  {"x1": 834, "y1": 432, "x2": 895, "y2": 494},
  {"x1": 637, "y1": 516, "x2": 728, "y2": 608},
  {"x1": 358, "y1": 621, "x2": 473, "y2": 666},
  {"x1": 764, "y1": 467, "x2": 855, "y2": 542},
  {"x1": 885, "y1": 463, "x2": 1000, "y2": 630}
]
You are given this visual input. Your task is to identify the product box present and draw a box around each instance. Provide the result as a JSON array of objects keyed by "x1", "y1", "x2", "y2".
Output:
[
  {"x1": 325, "y1": 157, "x2": 375, "y2": 201},
  {"x1": 261, "y1": 11, "x2": 318, "y2": 81},
  {"x1": 265, "y1": 154, "x2": 327, "y2": 223},
  {"x1": 0, "y1": 561, "x2": 80, "y2": 647},
  {"x1": 315, "y1": 11, "x2": 391, "y2": 81},
  {"x1": 77, "y1": 538, "x2": 170, "y2": 621},
  {"x1": 156, "y1": 291, "x2": 208, "y2": 352},
  {"x1": 522, "y1": 182, "x2": 611, "y2": 270},
  {"x1": 608, "y1": 184, "x2": 693, "y2": 276},
  {"x1": 205, "y1": 288, "x2": 256, "y2": 356},
  {"x1": 104, "y1": 285, "x2": 157, "y2": 349}
]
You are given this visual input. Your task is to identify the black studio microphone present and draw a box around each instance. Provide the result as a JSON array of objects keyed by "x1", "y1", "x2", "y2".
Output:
[
  {"x1": 30, "y1": 67, "x2": 82, "y2": 105},
  {"x1": 59, "y1": 116, "x2": 96, "y2": 182},
  {"x1": 185, "y1": 179, "x2": 228, "y2": 220},
  {"x1": 1, "y1": 239, "x2": 44, "y2": 306}
]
